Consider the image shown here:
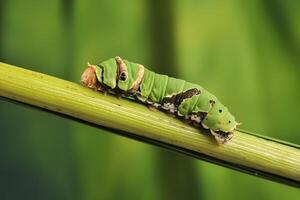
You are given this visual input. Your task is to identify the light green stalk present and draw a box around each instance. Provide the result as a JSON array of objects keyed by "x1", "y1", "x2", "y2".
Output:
[{"x1": 0, "y1": 62, "x2": 299, "y2": 187}]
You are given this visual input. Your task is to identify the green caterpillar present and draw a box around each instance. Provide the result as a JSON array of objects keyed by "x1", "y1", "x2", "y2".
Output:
[{"x1": 81, "y1": 56, "x2": 239, "y2": 144}]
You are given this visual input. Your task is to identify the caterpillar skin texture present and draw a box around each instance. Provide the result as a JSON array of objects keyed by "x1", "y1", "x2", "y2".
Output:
[{"x1": 81, "y1": 56, "x2": 239, "y2": 144}]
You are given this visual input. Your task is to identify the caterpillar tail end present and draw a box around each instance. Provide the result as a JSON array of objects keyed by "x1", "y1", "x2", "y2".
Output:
[{"x1": 81, "y1": 63, "x2": 97, "y2": 89}]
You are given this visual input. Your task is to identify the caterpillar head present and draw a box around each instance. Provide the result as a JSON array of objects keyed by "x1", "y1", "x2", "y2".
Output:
[
  {"x1": 202, "y1": 101, "x2": 240, "y2": 143},
  {"x1": 216, "y1": 111, "x2": 238, "y2": 133}
]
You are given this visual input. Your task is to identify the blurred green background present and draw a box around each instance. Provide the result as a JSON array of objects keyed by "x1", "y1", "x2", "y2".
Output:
[{"x1": 0, "y1": 0, "x2": 300, "y2": 199}]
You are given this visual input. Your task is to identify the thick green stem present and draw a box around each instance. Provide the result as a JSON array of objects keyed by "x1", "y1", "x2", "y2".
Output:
[{"x1": 0, "y1": 62, "x2": 300, "y2": 187}]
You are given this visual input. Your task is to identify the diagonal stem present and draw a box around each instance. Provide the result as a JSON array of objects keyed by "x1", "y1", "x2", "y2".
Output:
[{"x1": 0, "y1": 62, "x2": 300, "y2": 187}]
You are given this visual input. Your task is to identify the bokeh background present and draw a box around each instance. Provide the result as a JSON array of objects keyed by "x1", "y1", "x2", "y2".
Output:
[{"x1": 1, "y1": 0, "x2": 300, "y2": 199}]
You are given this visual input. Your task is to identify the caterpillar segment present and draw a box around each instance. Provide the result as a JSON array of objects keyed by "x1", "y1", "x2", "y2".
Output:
[{"x1": 81, "y1": 56, "x2": 239, "y2": 144}]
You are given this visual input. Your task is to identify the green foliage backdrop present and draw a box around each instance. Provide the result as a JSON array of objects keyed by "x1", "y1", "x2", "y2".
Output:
[{"x1": 0, "y1": 0, "x2": 299, "y2": 199}]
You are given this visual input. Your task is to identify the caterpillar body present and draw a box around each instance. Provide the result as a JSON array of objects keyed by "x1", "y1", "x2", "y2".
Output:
[{"x1": 81, "y1": 56, "x2": 239, "y2": 144}]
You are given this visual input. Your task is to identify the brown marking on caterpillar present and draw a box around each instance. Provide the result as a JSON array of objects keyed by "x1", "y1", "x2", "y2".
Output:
[
  {"x1": 174, "y1": 88, "x2": 200, "y2": 106},
  {"x1": 129, "y1": 64, "x2": 145, "y2": 93},
  {"x1": 115, "y1": 56, "x2": 128, "y2": 81},
  {"x1": 96, "y1": 83, "x2": 107, "y2": 92},
  {"x1": 190, "y1": 112, "x2": 207, "y2": 123},
  {"x1": 161, "y1": 102, "x2": 177, "y2": 113},
  {"x1": 161, "y1": 97, "x2": 176, "y2": 108},
  {"x1": 162, "y1": 88, "x2": 200, "y2": 107}
]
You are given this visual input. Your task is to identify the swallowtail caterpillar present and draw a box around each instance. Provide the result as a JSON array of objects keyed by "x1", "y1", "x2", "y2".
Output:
[{"x1": 81, "y1": 56, "x2": 240, "y2": 144}]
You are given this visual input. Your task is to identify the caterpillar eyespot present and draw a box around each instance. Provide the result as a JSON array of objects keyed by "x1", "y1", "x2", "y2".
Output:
[
  {"x1": 119, "y1": 72, "x2": 127, "y2": 81},
  {"x1": 81, "y1": 56, "x2": 240, "y2": 144}
]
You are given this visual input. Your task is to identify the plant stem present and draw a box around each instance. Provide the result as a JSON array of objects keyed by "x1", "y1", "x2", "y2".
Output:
[{"x1": 0, "y1": 62, "x2": 300, "y2": 187}]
